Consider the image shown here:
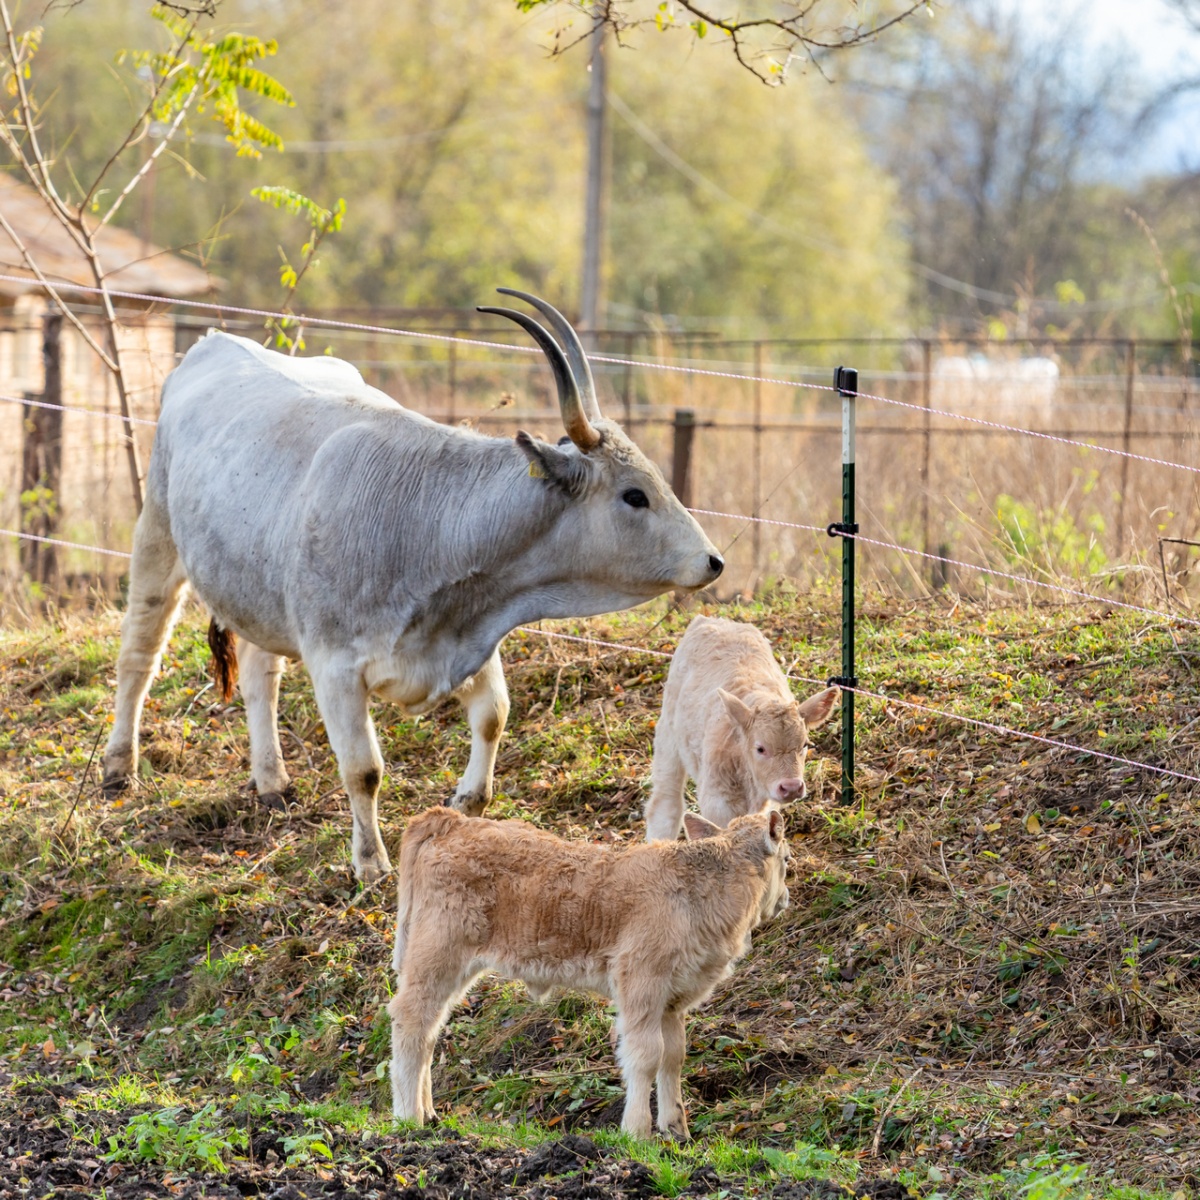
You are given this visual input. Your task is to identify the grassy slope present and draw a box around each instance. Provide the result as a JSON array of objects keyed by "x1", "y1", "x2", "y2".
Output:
[{"x1": 1, "y1": 589, "x2": 1199, "y2": 1198}]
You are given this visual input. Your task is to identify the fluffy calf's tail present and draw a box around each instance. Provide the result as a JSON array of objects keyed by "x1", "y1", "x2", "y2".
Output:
[
  {"x1": 393, "y1": 807, "x2": 462, "y2": 975},
  {"x1": 207, "y1": 619, "x2": 238, "y2": 703}
]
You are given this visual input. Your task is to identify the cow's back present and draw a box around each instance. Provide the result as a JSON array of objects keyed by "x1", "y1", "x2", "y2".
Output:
[{"x1": 147, "y1": 333, "x2": 434, "y2": 650}]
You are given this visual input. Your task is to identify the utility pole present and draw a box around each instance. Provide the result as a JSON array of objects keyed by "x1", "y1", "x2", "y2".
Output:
[{"x1": 580, "y1": 23, "x2": 606, "y2": 350}]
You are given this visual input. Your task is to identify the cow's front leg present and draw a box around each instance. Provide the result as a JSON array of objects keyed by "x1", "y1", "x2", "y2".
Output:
[
  {"x1": 238, "y1": 638, "x2": 290, "y2": 805},
  {"x1": 310, "y1": 664, "x2": 391, "y2": 882},
  {"x1": 450, "y1": 649, "x2": 509, "y2": 817}
]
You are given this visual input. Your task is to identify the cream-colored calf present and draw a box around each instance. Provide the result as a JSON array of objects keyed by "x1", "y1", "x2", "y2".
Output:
[
  {"x1": 387, "y1": 805, "x2": 790, "y2": 1139},
  {"x1": 645, "y1": 616, "x2": 839, "y2": 841}
]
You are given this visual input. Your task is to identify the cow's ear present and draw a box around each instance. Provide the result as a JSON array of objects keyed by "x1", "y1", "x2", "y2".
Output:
[
  {"x1": 798, "y1": 685, "x2": 840, "y2": 729},
  {"x1": 516, "y1": 430, "x2": 588, "y2": 497},
  {"x1": 765, "y1": 809, "x2": 785, "y2": 854},
  {"x1": 683, "y1": 812, "x2": 723, "y2": 841},
  {"x1": 718, "y1": 688, "x2": 754, "y2": 732}
]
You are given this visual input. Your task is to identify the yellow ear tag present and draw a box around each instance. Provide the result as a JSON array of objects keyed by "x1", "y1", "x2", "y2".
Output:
[{"x1": 528, "y1": 460, "x2": 546, "y2": 479}]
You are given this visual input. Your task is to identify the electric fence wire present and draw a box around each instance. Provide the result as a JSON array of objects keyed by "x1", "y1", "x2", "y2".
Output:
[
  {"x1": 2, "y1": 527, "x2": 1196, "y2": 787},
  {"x1": 2, "y1": 271, "x2": 1197, "y2": 475}
]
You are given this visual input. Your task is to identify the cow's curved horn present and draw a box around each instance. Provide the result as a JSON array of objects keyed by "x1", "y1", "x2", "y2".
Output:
[
  {"x1": 478, "y1": 304, "x2": 603, "y2": 452},
  {"x1": 496, "y1": 288, "x2": 603, "y2": 423}
]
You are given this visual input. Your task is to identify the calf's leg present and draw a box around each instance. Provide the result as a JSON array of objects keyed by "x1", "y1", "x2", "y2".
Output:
[
  {"x1": 238, "y1": 638, "x2": 290, "y2": 803},
  {"x1": 102, "y1": 505, "x2": 189, "y2": 794},
  {"x1": 656, "y1": 1006, "x2": 690, "y2": 1139},
  {"x1": 615, "y1": 999, "x2": 666, "y2": 1140},
  {"x1": 310, "y1": 663, "x2": 391, "y2": 881},
  {"x1": 389, "y1": 965, "x2": 473, "y2": 1123},
  {"x1": 644, "y1": 722, "x2": 687, "y2": 841},
  {"x1": 450, "y1": 649, "x2": 509, "y2": 817}
]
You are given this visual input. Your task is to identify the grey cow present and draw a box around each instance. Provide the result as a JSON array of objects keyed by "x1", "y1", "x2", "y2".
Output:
[{"x1": 102, "y1": 292, "x2": 723, "y2": 880}]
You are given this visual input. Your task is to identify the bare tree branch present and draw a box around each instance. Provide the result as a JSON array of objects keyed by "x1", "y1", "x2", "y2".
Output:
[
  {"x1": 99, "y1": 82, "x2": 200, "y2": 229},
  {"x1": 531, "y1": 0, "x2": 929, "y2": 83}
]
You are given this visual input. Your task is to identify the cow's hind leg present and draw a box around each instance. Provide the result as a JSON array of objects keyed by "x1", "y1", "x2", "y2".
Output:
[
  {"x1": 450, "y1": 648, "x2": 509, "y2": 817},
  {"x1": 102, "y1": 504, "x2": 189, "y2": 795},
  {"x1": 310, "y1": 663, "x2": 391, "y2": 881},
  {"x1": 239, "y1": 638, "x2": 290, "y2": 806}
]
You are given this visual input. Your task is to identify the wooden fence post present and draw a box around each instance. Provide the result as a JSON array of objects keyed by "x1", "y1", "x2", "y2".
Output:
[
  {"x1": 671, "y1": 408, "x2": 695, "y2": 509},
  {"x1": 920, "y1": 338, "x2": 933, "y2": 582},
  {"x1": 752, "y1": 341, "x2": 763, "y2": 584},
  {"x1": 20, "y1": 309, "x2": 63, "y2": 589},
  {"x1": 1116, "y1": 339, "x2": 1136, "y2": 559}
]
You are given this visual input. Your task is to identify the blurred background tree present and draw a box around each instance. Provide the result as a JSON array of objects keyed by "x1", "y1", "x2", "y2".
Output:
[{"x1": 6, "y1": 0, "x2": 1200, "y2": 342}]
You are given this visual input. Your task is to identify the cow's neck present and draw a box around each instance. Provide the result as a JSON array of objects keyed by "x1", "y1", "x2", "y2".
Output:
[{"x1": 403, "y1": 439, "x2": 643, "y2": 685}]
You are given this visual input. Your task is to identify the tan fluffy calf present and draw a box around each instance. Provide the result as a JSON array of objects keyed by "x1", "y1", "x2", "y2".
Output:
[
  {"x1": 388, "y1": 805, "x2": 790, "y2": 1139},
  {"x1": 644, "y1": 616, "x2": 839, "y2": 842}
]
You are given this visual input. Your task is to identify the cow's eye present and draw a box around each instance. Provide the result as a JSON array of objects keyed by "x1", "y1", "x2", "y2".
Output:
[
  {"x1": 622, "y1": 488, "x2": 649, "y2": 509},
  {"x1": 756, "y1": 744, "x2": 767, "y2": 756}
]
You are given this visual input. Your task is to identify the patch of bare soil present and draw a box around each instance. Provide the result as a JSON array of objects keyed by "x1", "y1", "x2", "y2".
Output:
[{"x1": 0, "y1": 1086, "x2": 913, "y2": 1200}]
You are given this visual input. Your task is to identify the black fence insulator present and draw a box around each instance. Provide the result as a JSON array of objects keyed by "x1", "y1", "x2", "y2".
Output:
[
  {"x1": 826, "y1": 522, "x2": 860, "y2": 537},
  {"x1": 827, "y1": 676, "x2": 858, "y2": 689},
  {"x1": 834, "y1": 365, "x2": 859, "y2": 396}
]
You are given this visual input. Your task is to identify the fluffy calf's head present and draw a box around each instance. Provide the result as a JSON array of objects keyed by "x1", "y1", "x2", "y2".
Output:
[
  {"x1": 479, "y1": 290, "x2": 724, "y2": 601},
  {"x1": 684, "y1": 808, "x2": 791, "y2": 922},
  {"x1": 718, "y1": 684, "x2": 839, "y2": 805}
]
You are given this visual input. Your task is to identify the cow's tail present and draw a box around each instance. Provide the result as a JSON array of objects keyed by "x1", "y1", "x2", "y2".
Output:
[
  {"x1": 207, "y1": 619, "x2": 238, "y2": 703},
  {"x1": 393, "y1": 807, "x2": 461, "y2": 975}
]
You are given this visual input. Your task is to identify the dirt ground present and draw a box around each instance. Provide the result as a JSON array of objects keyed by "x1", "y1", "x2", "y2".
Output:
[{"x1": 0, "y1": 1081, "x2": 914, "y2": 1199}]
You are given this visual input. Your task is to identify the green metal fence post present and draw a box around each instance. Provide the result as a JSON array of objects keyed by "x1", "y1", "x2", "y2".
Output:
[{"x1": 828, "y1": 365, "x2": 858, "y2": 804}]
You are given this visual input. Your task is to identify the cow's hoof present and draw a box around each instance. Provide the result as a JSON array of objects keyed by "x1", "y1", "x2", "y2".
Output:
[
  {"x1": 450, "y1": 790, "x2": 489, "y2": 818},
  {"x1": 354, "y1": 855, "x2": 393, "y2": 885},
  {"x1": 253, "y1": 783, "x2": 296, "y2": 812},
  {"x1": 101, "y1": 771, "x2": 130, "y2": 799}
]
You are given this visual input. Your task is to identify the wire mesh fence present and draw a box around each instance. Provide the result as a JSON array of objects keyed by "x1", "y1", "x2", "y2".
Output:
[{"x1": 1, "y1": 296, "x2": 1198, "y2": 612}]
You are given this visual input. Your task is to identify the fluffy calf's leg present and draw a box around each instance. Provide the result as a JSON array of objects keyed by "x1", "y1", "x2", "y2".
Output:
[
  {"x1": 656, "y1": 1006, "x2": 690, "y2": 1139},
  {"x1": 450, "y1": 649, "x2": 509, "y2": 817},
  {"x1": 388, "y1": 966, "x2": 471, "y2": 1123},
  {"x1": 238, "y1": 638, "x2": 290, "y2": 804},
  {"x1": 102, "y1": 507, "x2": 189, "y2": 795},
  {"x1": 644, "y1": 721, "x2": 687, "y2": 841},
  {"x1": 615, "y1": 1000, "x2": 666, "y2": 1140},
  {"x1": 310, "y1": 664, "x2": 391, "y2": 881}
]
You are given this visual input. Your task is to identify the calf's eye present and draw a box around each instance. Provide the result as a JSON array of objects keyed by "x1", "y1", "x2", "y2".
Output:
[
  {"x1": 622, "y1": 488, "x2": 649, "y2": 509},
  {"x1": 756, "y1": 744, "x2": 767, "y2": 756}
]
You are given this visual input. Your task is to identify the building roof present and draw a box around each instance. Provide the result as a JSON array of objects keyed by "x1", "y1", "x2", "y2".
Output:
[{"x1": 0, "y1": 171, "x2": 215, "y2": 301}]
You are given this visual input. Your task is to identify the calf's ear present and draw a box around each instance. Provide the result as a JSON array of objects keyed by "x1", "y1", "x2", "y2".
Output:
[
  {"x1": 718, "y1": 688, "x2": 755, "y2": 732},
  {"x1": 516, "y1": 430, "x2": 589, "y2": 497},
  {"x1": 683, "y1": 812, "x2": 723, "y2": 841},
  {"x1": 765, "y1": 809, "x2": 786, "y2": 854},
  {"x1": 798, "y1": 685, "x2": 840, "y2": 729}
]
